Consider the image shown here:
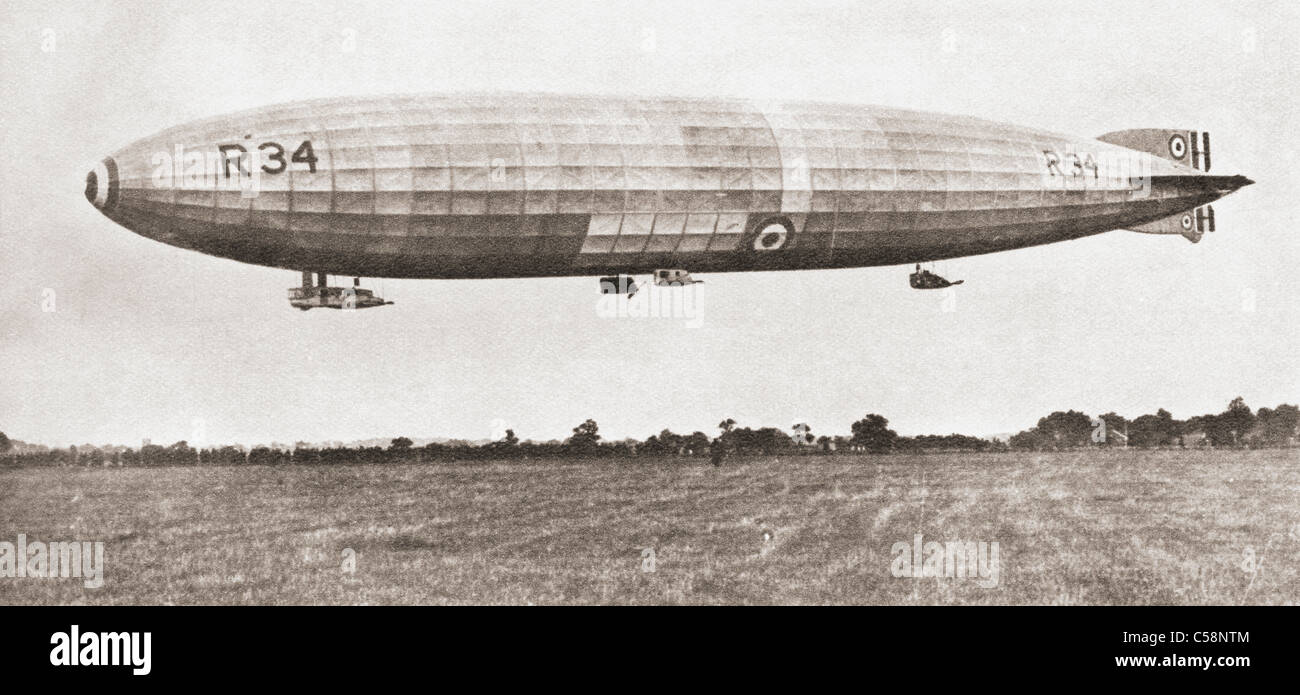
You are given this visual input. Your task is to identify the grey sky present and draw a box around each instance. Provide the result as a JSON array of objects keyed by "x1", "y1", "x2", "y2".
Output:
[{"x1": 1, "y1": 0, "x2": 1296, "y2": 447}]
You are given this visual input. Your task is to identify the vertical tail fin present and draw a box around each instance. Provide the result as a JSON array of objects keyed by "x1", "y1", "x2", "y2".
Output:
[
  {"x1": 1096, "y1": 128, "x2": 1211, "y2": 171},
  {"x1": 1128, "y1": 204, "x2": 1215, "y2": 243}
]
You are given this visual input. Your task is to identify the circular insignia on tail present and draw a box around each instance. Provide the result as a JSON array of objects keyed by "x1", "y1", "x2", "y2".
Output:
[
  {"x1": 1180, "y1": 214, "x2": 1194, "y2": 231},
  {"x1": 1168, "y1": 133, "x2": 1188, "y2": 160},
  {"x1": 752, "y1": 217, "x2": 792, "y2": 251}
]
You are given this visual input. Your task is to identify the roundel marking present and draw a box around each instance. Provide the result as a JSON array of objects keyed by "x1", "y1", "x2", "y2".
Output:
[
  {"x1": 752, "y1": 217, "x2": 792, "y2": 251},
  {"x1": 1168, "y1": 133, "x2": 1187, "y2": 160},
  {"x1": 1180, "y1": 214, "x2": 1194, "y2": 231}
]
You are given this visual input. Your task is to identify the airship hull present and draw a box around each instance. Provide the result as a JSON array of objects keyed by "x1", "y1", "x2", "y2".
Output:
[{"x1": 91, "y1": 93, "x2": 1245, "y2": 280}]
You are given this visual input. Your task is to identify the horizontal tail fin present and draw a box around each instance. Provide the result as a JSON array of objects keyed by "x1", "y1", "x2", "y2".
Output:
[{"x1": 1097, "y1": 128, "x2": 1211, "y2": 172}]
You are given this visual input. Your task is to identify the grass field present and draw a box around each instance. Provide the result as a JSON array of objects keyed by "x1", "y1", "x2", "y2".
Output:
[{"x1": 1, "y1": 449, "x2": 1298, "y2": 605}]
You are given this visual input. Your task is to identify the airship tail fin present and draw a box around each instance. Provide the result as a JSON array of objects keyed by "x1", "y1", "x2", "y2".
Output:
[
  {"x1": 1096, "y1": 128, "x2": 1211, "y2": 172},
  {"x1": 1128, "y1": 205, "x2": 1215, "y2": 243}
]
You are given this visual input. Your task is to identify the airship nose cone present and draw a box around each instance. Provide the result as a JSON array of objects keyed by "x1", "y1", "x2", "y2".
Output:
[
  {"x1": 85, "y1": 157, "x2": 118, "y2": 212},
  {"x1": 83, "y1": 169, "x2": 97, "y2": 205}
]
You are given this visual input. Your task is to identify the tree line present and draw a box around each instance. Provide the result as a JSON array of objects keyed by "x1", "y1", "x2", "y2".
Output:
[
  {"x1": 1006, "y1": 398, "x2": 1298, "y2": 450},
  {"x1": 1, "y1": 397, "x2": 1295, "y2": 469}
]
